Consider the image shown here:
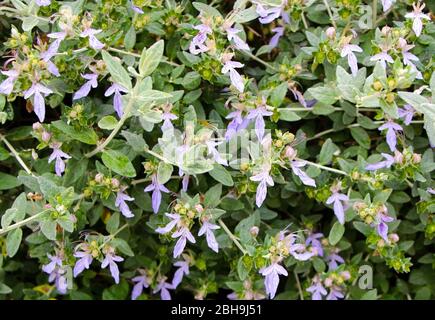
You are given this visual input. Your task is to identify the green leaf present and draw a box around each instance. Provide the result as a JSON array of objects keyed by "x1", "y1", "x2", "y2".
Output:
[
  {"x1": 101, "y1": 50, "x2": 132, "y2": 90},
  {"x1": 279, "y1": 109, "x2": 302, "y2": 121},
  {"x1": 6, "y1": 228, "x2": 22, "y2": 257},
  {"x1": 157, "y1": 162, "x2": 173, "y2": 184},
  {"x1": 204, "y1": 184, "x2": 222, "y2": 208},
  {"x1": 192, "y1": 2, "x2": 223, "y2": 17},
  {"x1": 40, "y1": 219, "x2": 57, "y2": 240},
  {"x1": 350, "y1": 127, "x2": 371, "y2": 149},
  {"x1": 209, "y1": 164, "x2": 234, "y2": 186},
  {"x1": 135, "y1": 90, "x2": 172, "y2": 104},
  {"x1": 0, "y1": 172, "x2": 21, "y2": 190},
  {"x1": 307, "y1": 86, "x2": 338, "y2": 105},
  {"x1": 0, "y1": 283, "x2": 12, "y2": 294},
  {"x1": 112, "y1": 238, "x2": 134, "y2": 256},
  {"x1": 106, "y1": 212, "x2": 120, "y2": 234},
  {"x1": 98, "y1": 115, "x2": 118, "y2": 130},
  {"x1": 328, "y1": 221, "x2": 345, "y2": 245},
  {"x1": 124, "y1": 25, "x2": 136, "y2": 50},
  {"x1": 270, "y1": 82, "x2": 288, "y2": 107},
  {"x1": 139, "y1": 40, "x2": 164, "y2": 77},
  {"x1": 52, "y1": 120, "x2": 98, "y2": 145},
  {"x1": 318, "y1": 138, "x2": 339, "y2": 165},
  {"x1": 102, "y1": 150, "x2": 136, "y2": 178},
  {"x1": 121, "y1": 130, "x2": 147, "y2": 152},
  {"x1": 360, "y1": 289, "x2": 378, "y2": 300}
]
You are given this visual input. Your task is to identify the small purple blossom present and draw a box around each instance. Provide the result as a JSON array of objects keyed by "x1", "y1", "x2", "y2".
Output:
[
  {"x1": 326, "y1": 191, "x2": 349, "y2": 224},
  {"x1": 131, "y1": 274, "x2": 150, "y2": 300},
  {"x1": 144, "y1": 174, "x2": 170, "y2": 213},
  {"x1": 42, "y1": 253, "x2": 69, "y2": 294},
  {"x1": 172, "y1": 226, "x2": 196, "y2": 258},
  {"x1": 326, "y1": 251, "x2": 345, "y2": 270},
  {"x1": 24, "y1": 82, "x2": 53, "y2": 122},
  {"x1": 189, "y1": 24, "x2": 212, "y2": 55},
  {"x1": 259, "y1": 262, "x2": 288, "y2": 299},
  {"x1": 290, "y1": 160, "x2": 316, "y2": 187},
  {"x1": 153, "y1": 277, "x2": 174, "y2": 300},
  {"x1": 269, "y1": 27, "x2": 284, "y2": 48},
  {"x1": 73, "y1": 73, "x2": 98, "y2": 100},
  {"x1": 155, "y1": 213, "x2": 181, "y2": 234},
  {"x1": 101, "y1": 247, "x2": 124, "y2": 284},
  {"x1": 115, "y1": 188, "x2": 135, "y2": 218},
  {"x1": 378, "y1": 120, "x2": 403, "y2": 152},
  {"x1": 225, "y1": 110, "x2": 249, "y2": 141},
  {"x1": 398, "y1": 104, "x2": 415, "y2": 125},
  {"x1": 370, "y1": 50, "x2": 394, "y2": 69},
  {"x1": 375, "y1": 210, "x2": 394, "y2": 241},
  {"x1": 365, "y1": 153, "x2": 395, "y2": 171},
  {"x1": 105, "y1": 83, "x2": 128, "y2": 118},
  {"x1": 405, "y1": 2, "x2": 430, "y2": 37},
  {"x1": 226, "y1": 27, "x2": 250, "y2": 51},
  {"x1": 48, "y1": 142, "x2": 71, "y2": 176},
  {"x1": 162, "y1": 110, "x2": 178, "y2": 132},
  {"x1": 206, "y1": 140, "x2": 228, "y2": 166},
  {"x1": 255, "y1": 1, "x2": 289, "y2": 24},
  {"x1": 250, "y1": 165, "x2": 274, "y2": 207},
  {"x1": 327, "y1": 286, "x2": 344, "y2": 300},
  {"x1": 381, "y1": 0, "x2": 395, "y2": 12},
  {"x1": 198, "y1": 220, "x2": 220, "y2": 253},
  {"x1": 80, "y1": 28, "x2": 105, "y2": 50},
  {"x1": 36, "y1": 0, "x2": 51, "y2": 6},
  {"x1": 73, "y1": 244, "x2": 93, "y2": 277},
  {"x1": 0, "y1": 69, "x2": 19, "y2": 95},
  {"x1": 307, "y1": 276, "x2": 327, "y2": 300},
  {"x1": 130, "y1": 1, "x2": 144, "y2": 14},
  {"x1": 221, "y1": 60, "x2": 245, "y2": 93},
  {"x1": 306, "y1": 233, "x2": 324, "y2": 257},
  {"x1": 246, "y1": 100, "x2": 273, "y2": 141},
  {"x1": 172, "y1": 259, "x2": 190, "y2": 288},
  {"x1": 290, "y1": 88, "x2": 312, "y2": 108},
  {"x1": 341, "y1": 44, "x2": 362, "y2": 76}
]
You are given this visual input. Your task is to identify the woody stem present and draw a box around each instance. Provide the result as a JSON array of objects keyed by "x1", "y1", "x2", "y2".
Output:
[
  {"x1": 0, "y1": 134, "x2": 34, "y2": 176},
  {"x1": 218, "y1": 219, "x2": 248, "y2": 255}
]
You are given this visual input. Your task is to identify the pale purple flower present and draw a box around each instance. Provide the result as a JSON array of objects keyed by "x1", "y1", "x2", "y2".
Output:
[
  {"x1": 144, "y1": 174, "x2": 170, "y2": 213},
  {"x1": 36, "y1": 0, "x2": 51, "y2": 6},
  {"x1": 326, "y1": 252, "x2": 344, "y2": 270},
  {"x1": 23, "y1": 82, "x2": 52, "y2": 122},
  {"x1": 206, "y1": 140, "x2": 227, "y2": 166},
  {"x1": 162, "y1": 111, "x2": 178, "y2": 131},
  {"x1": 280, "y1": 232, "x2": 315, "y2": 261},
  {"x1": 80, "y1": 28, "x2": 105, "y2": 50},
  {"x1": 307, "y1": 276, "x2": 327, "y2": 300},
  {"x1": 341, "y1": 44, "x2": 362, "y2": 76},
  {"x1": 172, "y1": 260, "x2": 190, "y2": 288},
  {"x1": 290, "y1": 160, "x2": 316, "y2": 187},
  {"x1": 290, "y1": 88, "x2": 312, "y2": 108},
  {"x1": 73, "y1": 244, "x2": 93, "y2": 277},
  {"x1": 226, "y1": 27, "x2": 250, "y2": 51},
  {"x1": 405, "y1": 2, "x2": 430, "y2": 37},
  {"x1": 42, "y1": 253, "x2": 69, "y2": 294},
  {"x1": 259, "y1": 262, "x2": 288, "y2": 299},
  {"x1": 225, "y1": 110, "x2": 249, "y2": 141},
  {"x1": 378, "y1": 120, "x2": 403, "y2": 152},
  {"x1": 172, "y1": 226, "x2": 196, "y2": 258},
  {"x1": 398, "y1": 104, "x2": 415, "y2": 125},
  {"x1": 255, "y1": 1, "x2": 289, "y2": 24},
  {"x1": 269, "y1": 27, "x2": 284, "y2": 48},
  {"x1": 153, "y1": 278, "x2": 174, "y2": 300},
  {"x1": 105, "y1": 83, "x2": 128, "y2": 118},
  {"x1": 427, "y1": 188, "x2": 435, "y2": 195},
  {"x1": 48, "y1": 142, "x2": 71, "y2": 176},
  {"x1": 327, "y1": 286, "x2": 344, "y2": 300},
  {"x1": 131, "y1": 275, "x2": 150, "y2": 300},
  {"x1": 0, "y1": 69, "x2": 19, "y2": 95},
  {"x1": 155, "y1": 213, "x2": 181, "y2": 234},
  {"x1": 370, "y1": 50, "x2": 394, "y2": 69},
  {"x1": 39, "y1": 38, "x2": 60, "y2": 77},
  {"x1": 306, "y1": 233, "x2": 324, "y2": 257},
  {"x1": 381, "y1": 0, "x2": 395, "y2": 12},
  {"x1": 198, "y1": 220, "x2": 220, "y2": 253},
  {"x1": 115, "y1": 189, "x2": 135, "y2": 218},
  {"x1": 375, "y1": 211, "x2": 394, "y2": 241},
  {"x1": 47, "y1": 31, "x2": 67, "y2": 54},
  {"x1": 222, "y1": 60, "x2": 245, "y2": 93},
  {"x1": 250, "y1": 165, "x2": 274, "y2": 207},
  {"x1": 365, "y1": 153, "x2": 395, "y2": 171},
  {"x1": 246, "y1": 101, "x2": 273, "y2": 141},
  {"x1": 73, "y1": 73, "x2": 98, "y2": 100},
  {"x1": 101, "y1": 248, "x2": 124, "y2": 284},
  {"x1": 179, "y1": 168, "x2": 190, "y2": 192},
  {"x1": 189, "y1": 24, "x2": 212, "y2": 55},
  {"x1": 326, "y1": 191, "x2": 349, "y2": 224},
  {"x1": 130, "y1": 2, "x2": 144, "y2": 14}
]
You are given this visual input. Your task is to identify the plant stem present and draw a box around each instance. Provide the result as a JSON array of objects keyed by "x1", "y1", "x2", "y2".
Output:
[
  {"x1": 372, "y1": 0, "x2": 378, "y2": 29},
  {"x1": 294, "y1": 270, "x2": 304, "y2": 300},
  {"x1": 299, "y1": 158, "x2": 349, "y2": 176},
  {"x1": 99, "y1": 223, "x2": 130, "y2": 249},
  {"x1": 218, "y1": 219, "x2": 248, "y2": 255},
  {"x1": 85, "y1": 89, "x2": 137, "y2": 158},
  {"x1": 241, "y1": 50, "x2": 279, "y2": 72},
  {"x1": 143, "y1": 148, "x2": 171, "y2": 163},
  {"x1": 322, "y1": 0, "x2": 337, "y2": 29},
  {"x1": 0, "y1": 134, "x2": 35, "y2": 176},
  {"x1": 0, "y1": 210, "x2": 49, "y2": 236}
]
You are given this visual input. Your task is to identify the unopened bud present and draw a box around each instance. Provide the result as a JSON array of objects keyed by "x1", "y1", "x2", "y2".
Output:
[
  {"x1": 411, "y1": 153, "x2": 421, "y2": 164},
  {"x1": 340, "y1": 270, "x2": 351, "y2": 280},
  {"x1": 389, "y1": 233, "x2": 399, "y2": 243},
  {"x1": 95, "y1": 173, "x2": 104, "y2": 183},
  {"x1": 32, "y1": 122, "x2": 42, "y2": 131},
  {"x1": 250, "y1": 226, "x2": 259, "y2": 237},
  {"x1": 111, "y1": 178, "x2": 120, "y2": 188},
  {"x1": 41, "y1": 131, "x2": 51, "y2": 143},
  {"x1": 326, "y1": 27, "x2": 336, "y2": 39}
]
